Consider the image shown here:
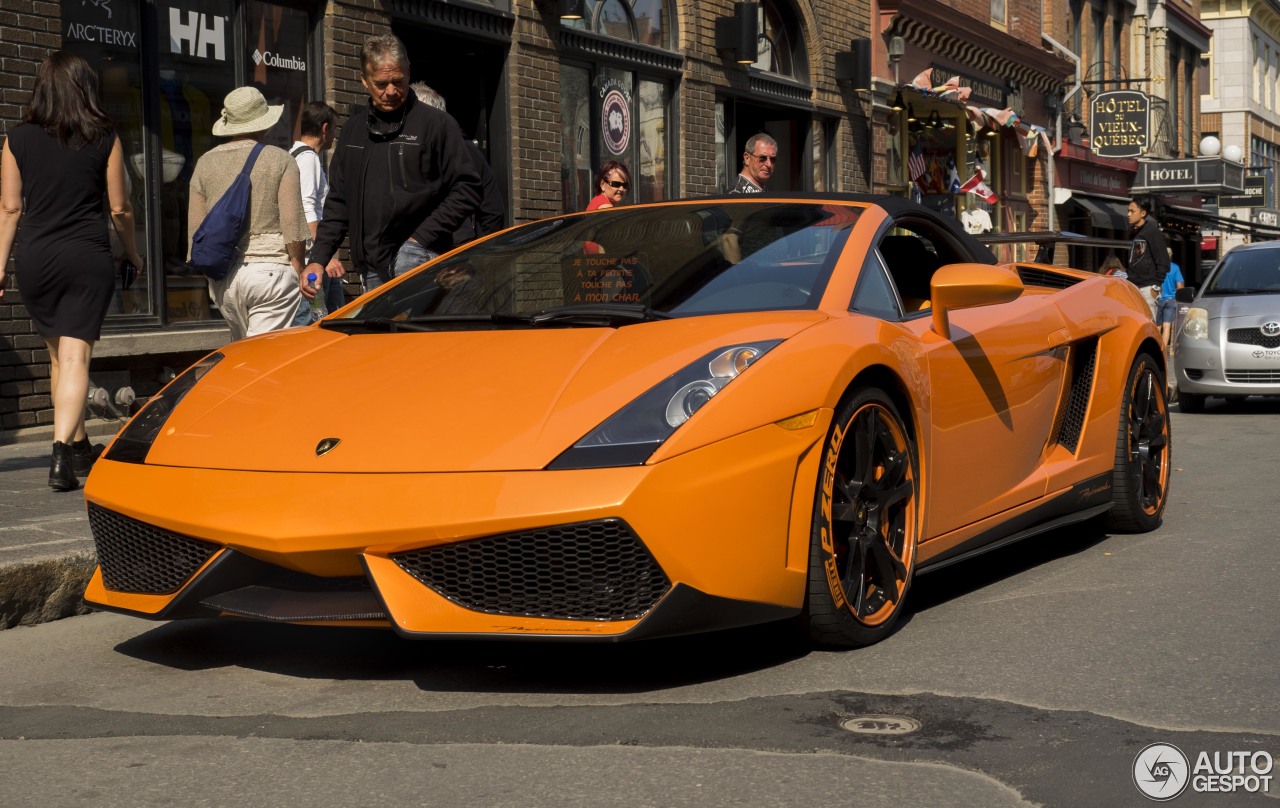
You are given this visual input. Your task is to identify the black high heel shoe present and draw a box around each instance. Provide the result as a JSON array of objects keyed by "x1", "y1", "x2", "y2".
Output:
[
  {"x1": 71, "y1": 438, "x2": 105, "y2": 476},
  {"x1": 49, "y1": 441, "x2": 80, "y2": 491}
]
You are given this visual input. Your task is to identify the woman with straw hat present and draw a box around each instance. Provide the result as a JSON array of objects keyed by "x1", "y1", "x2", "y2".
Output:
[{"x1": 188, "y1": 86, "x2": 309, "y2": 341}]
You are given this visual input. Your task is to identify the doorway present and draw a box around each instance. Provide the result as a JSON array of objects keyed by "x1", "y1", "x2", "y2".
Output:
[
  {"x1": 394, "y1": 25, "x2": 510, "y2": 223},
  {"x1": 722, "y1": 99, "x2": 811, "y2": 193}
]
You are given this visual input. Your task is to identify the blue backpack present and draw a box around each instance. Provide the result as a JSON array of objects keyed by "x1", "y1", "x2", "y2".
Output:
[{"x1": 190, "y1": 142, "x2": 265, "y2": 280}]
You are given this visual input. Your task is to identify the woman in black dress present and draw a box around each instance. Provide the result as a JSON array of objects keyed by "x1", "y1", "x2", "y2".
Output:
[{"x1": 0, "y1": 51, "x2": 144, "y2": 490}]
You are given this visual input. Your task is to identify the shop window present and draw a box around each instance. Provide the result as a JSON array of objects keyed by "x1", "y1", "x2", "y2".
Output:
[
  {"x1": 65, "y1": 0, "x2": 316, "y2": 330},
  {"x1": 246, "y1": 2, "x2": 310, "y2": 150},
  {"x1": 62, "y1": 0, "x2": 152, "y2": 319},
  {"x1": 560, "y1": 0, "x2": 677, "y2": 212},
  {"x1": 991, "y1": 0, "x2": 1006, "y2": 29}
]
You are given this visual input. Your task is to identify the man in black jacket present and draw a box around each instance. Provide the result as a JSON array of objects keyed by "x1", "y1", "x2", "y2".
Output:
[
  {"x1": 306, "y1": 35, "x2": 481, "y2": 292},
  {"x1": 1126, "y1": 196, "x2": 1170, "y2": 320}
]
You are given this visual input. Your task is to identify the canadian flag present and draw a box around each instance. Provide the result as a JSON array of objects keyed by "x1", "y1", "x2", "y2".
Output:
[{"x1": 958, "y1": 166, "x2": 999, "y2": 204}]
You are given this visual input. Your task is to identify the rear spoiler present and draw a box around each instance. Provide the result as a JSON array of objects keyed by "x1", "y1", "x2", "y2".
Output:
[{"x1": 978, "y1": 231, "x2": 1130, "y2": 264}]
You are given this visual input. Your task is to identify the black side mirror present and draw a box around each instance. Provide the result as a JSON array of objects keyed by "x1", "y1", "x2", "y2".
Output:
[{"x1": 1175, "y1": 286, "x2": 1196, "y2": 303}]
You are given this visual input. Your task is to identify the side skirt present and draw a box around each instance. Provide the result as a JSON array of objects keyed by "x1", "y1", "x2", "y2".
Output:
[{"x1": 917, "y1": 472, "x2": 1114, "y2": 575}]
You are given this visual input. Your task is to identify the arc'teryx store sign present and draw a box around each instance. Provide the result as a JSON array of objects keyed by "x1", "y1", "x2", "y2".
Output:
[{"x1": 1090, "y1": 90, "x2": 1149, "y2": 158}]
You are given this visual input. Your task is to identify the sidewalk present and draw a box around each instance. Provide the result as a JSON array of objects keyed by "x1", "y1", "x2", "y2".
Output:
[{"x1": 0, "y1": 439, "x2": 102, "y2": 629}]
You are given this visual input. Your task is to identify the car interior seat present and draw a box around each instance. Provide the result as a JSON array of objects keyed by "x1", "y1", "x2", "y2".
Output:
[{"x1": 878, "y1": 234, "x2": 941, "y2": 311}]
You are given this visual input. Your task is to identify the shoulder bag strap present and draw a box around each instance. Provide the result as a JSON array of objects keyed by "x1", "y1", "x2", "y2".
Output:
[{"x1": 241, "y1": 141, "x2": 266, "y2": 177}]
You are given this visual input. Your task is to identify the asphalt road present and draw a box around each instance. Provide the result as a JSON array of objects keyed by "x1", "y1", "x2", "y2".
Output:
[{"x1": 2, "y1": 401, "x2": 1278, "y2": 808}]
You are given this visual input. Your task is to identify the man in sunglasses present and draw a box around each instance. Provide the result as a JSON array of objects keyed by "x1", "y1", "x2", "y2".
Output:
[
  {"x1": 307, "y1": 34, "x2": 481, "y2": 293},
  {"x1": 729, "y1": 133, "x2": 778, "y2": 194}
]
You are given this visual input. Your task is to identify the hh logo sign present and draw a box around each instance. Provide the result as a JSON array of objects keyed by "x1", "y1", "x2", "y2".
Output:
[{"x1": 169, "y1": 7, "x2": 226, "y2": 61}]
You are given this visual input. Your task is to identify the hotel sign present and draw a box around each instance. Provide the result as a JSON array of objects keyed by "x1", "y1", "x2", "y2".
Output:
[
  {"x1": 1090, "y1": 91, "x2": 1150, "y2": 158},
  {"x1": 1133, "y1": 158, "x2": 1246, "y2": 194}
]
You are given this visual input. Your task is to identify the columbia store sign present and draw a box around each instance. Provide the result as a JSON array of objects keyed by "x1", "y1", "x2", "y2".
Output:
[{"x1": 252, "y1": 50, "x2": 306, "y2": 71}]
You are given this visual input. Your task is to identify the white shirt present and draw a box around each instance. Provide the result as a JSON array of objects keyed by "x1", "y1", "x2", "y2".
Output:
[
  {"x1": 961, "y1": 207, "x2": 992, "y2": 235},
  {"x1": 291, "y1": 140, "x2": 327, "y2": 224}
]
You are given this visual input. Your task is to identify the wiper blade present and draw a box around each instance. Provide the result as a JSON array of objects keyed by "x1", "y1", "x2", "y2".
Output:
[
  {"x1": 319, "y1": 316, "x2": 514, "y2": 333},
  {"x1": 1207, "y1": 288, "x2": 1278, "y2": 295},
  {"x1": 528, "y1": 303, "x2": 672, "y2": 326},
  {"x1": 319, "y1": 317, "x2": 438, "y2": 333}
]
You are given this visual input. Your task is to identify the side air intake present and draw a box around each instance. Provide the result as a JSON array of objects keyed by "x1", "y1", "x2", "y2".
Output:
[
  {"x1": 1053, "y1": 338, "x2": 1099, "y2": 453},
  {"x1": 1017, "y1": 265, "x2": 1082, "y2": 290}
]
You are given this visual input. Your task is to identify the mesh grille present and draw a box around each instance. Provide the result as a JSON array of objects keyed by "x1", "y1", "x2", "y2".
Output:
[
  {"x1": 1227, "y1": 328, "x2": 1280, "y2": 349},
  {"x1": 1056, "y1": 340, "x2": 1098, "y2": 453},
  {"x1": 1225, "y1": 369, "x2": 1280, "y2": 383},
  {"x1": 391, "y1": 519, "x2": 670, "y2": 621},
  {"x1": 88, "y1": 503, "x2": 221, "y2": 594}
]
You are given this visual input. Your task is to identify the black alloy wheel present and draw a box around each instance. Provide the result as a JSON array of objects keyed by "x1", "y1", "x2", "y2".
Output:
[
  {"x1": 803, "y1": 387, "x2": 918, "y2": 648},
  {"x1": 1108, "y1": 353, "x2": 1171, "y2": 532}
]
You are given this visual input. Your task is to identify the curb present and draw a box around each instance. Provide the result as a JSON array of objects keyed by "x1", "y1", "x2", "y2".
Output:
[{"x1": 0, "y1": 551, "x2": 98, "y2": 629}]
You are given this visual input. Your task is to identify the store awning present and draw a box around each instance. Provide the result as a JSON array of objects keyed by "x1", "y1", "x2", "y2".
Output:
[{"x1": 1069, "y1": 195, "x2": 1128, "y2": 231}]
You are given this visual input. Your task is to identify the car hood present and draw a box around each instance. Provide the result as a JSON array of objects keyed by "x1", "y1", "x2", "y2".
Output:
[
  {"x1": 142, "y1": 313, "x2": 824, "y2": 473},
  {"x1": 1202, "y1": 293, "x2": 1280, "y2": 321}
]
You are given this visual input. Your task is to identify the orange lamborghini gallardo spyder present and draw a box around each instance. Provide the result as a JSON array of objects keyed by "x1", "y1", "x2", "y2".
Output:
[{"x1": 83, "y1": 196, "x2": 1170, "y2": 648}]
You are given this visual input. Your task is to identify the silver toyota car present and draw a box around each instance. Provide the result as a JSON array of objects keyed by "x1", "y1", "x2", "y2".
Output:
[{"x1": 1174, "y1": 242, "x2": 1280, "y2": 412}]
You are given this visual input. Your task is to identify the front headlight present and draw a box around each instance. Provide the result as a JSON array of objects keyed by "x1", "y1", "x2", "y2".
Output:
[
  {"x1": 1181, "y1": 308, "x2": 1209, "y2": 341},
  {"x1": 104, "y1": 352, "x2": 224, "y2": 464},
  {"x1": 548, "y1": 340, "x2": 781, "y2": 470}
]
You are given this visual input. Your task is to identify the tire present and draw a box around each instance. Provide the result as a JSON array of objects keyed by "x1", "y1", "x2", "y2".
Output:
[
  {"x1": 1177, "y1": 392, "x2": 1207, "y2": 414},
  {"x1": 1107, "y1": 354, "x2": 1171, "y2": 533},
  {"x1": 803, "y1": 387, "x2": 919, "y2": 648}
]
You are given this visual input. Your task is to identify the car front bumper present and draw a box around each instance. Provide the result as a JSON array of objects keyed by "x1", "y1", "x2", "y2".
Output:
[
  {"x1": 83, "y1": 416, "x2": 829, "y2": 640},
  {"x1": 1175, "y1": 336, "x2": 1280, "y2": 397}
]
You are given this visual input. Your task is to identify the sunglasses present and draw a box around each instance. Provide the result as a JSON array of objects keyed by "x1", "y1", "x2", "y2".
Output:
[
  {"x1": 604, "y1": 179, "x2": 630, "y2": 190},
  {"x1": 751, "y1": 153, "x2": 777, "y2": 163}
]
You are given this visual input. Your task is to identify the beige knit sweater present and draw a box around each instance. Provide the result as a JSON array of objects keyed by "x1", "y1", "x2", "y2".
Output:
[{"x1": 187, "y1": 139, "x2": 309, "y2": 266}]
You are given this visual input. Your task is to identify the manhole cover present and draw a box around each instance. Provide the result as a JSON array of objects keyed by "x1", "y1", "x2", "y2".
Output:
[{"x1": 840, "y1": 715, "x2": 922, "y2": 735}]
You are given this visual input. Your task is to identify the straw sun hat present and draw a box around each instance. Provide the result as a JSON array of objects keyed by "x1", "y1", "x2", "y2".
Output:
[{"x1": 212, "y1": 86, "x2": 283, "y2": 136}]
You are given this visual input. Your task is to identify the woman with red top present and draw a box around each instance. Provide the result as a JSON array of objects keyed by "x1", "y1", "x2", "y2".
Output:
[{"x1": 586, "y1": 161, "x2": 631, "y2": 210}]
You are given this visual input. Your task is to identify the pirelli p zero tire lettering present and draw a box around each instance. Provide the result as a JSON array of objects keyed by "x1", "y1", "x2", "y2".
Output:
[
  {"x1": 1108, "y1": 353, "x2": 1171, "y2": 533},
  {"x1": 803, "y1": 387, "x2": 918, "y2": 648}
]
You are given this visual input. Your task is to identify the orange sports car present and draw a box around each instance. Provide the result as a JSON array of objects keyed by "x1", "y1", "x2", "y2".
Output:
[{"x1": 83, "y1": 195, "x2": 1170, "y2": 647}]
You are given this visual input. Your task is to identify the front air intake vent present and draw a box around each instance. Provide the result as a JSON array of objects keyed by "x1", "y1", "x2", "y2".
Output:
[
  {"x1": 1017, "y1": 266, "x2": 1082, "y2": 290},
  {"x1": 1225, "y1": 369, "x2": 1280, "y2": 383},
  {"x1": 391, "y1": 519, "x2": 670, "y2": 621},
  {"x1": 1227, "y1": 328, "x2": 1280, "y2": 349},
  {"x1": 87, "y1": 503, "x2": 221, "y2": 594}
]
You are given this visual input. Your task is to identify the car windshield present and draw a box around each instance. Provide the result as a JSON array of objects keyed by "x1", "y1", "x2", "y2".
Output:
[
  {"x1": 1204, "y1": 250, "x2": 1280, "y2": 295},
  {"x1": 329, "y1": 202, "x2": 859, "y2": 330}
]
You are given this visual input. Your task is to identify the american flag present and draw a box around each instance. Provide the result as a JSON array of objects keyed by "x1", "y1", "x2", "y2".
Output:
[{"x1": 908, "y1": 148, "x2": 927, "y2": 182}]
